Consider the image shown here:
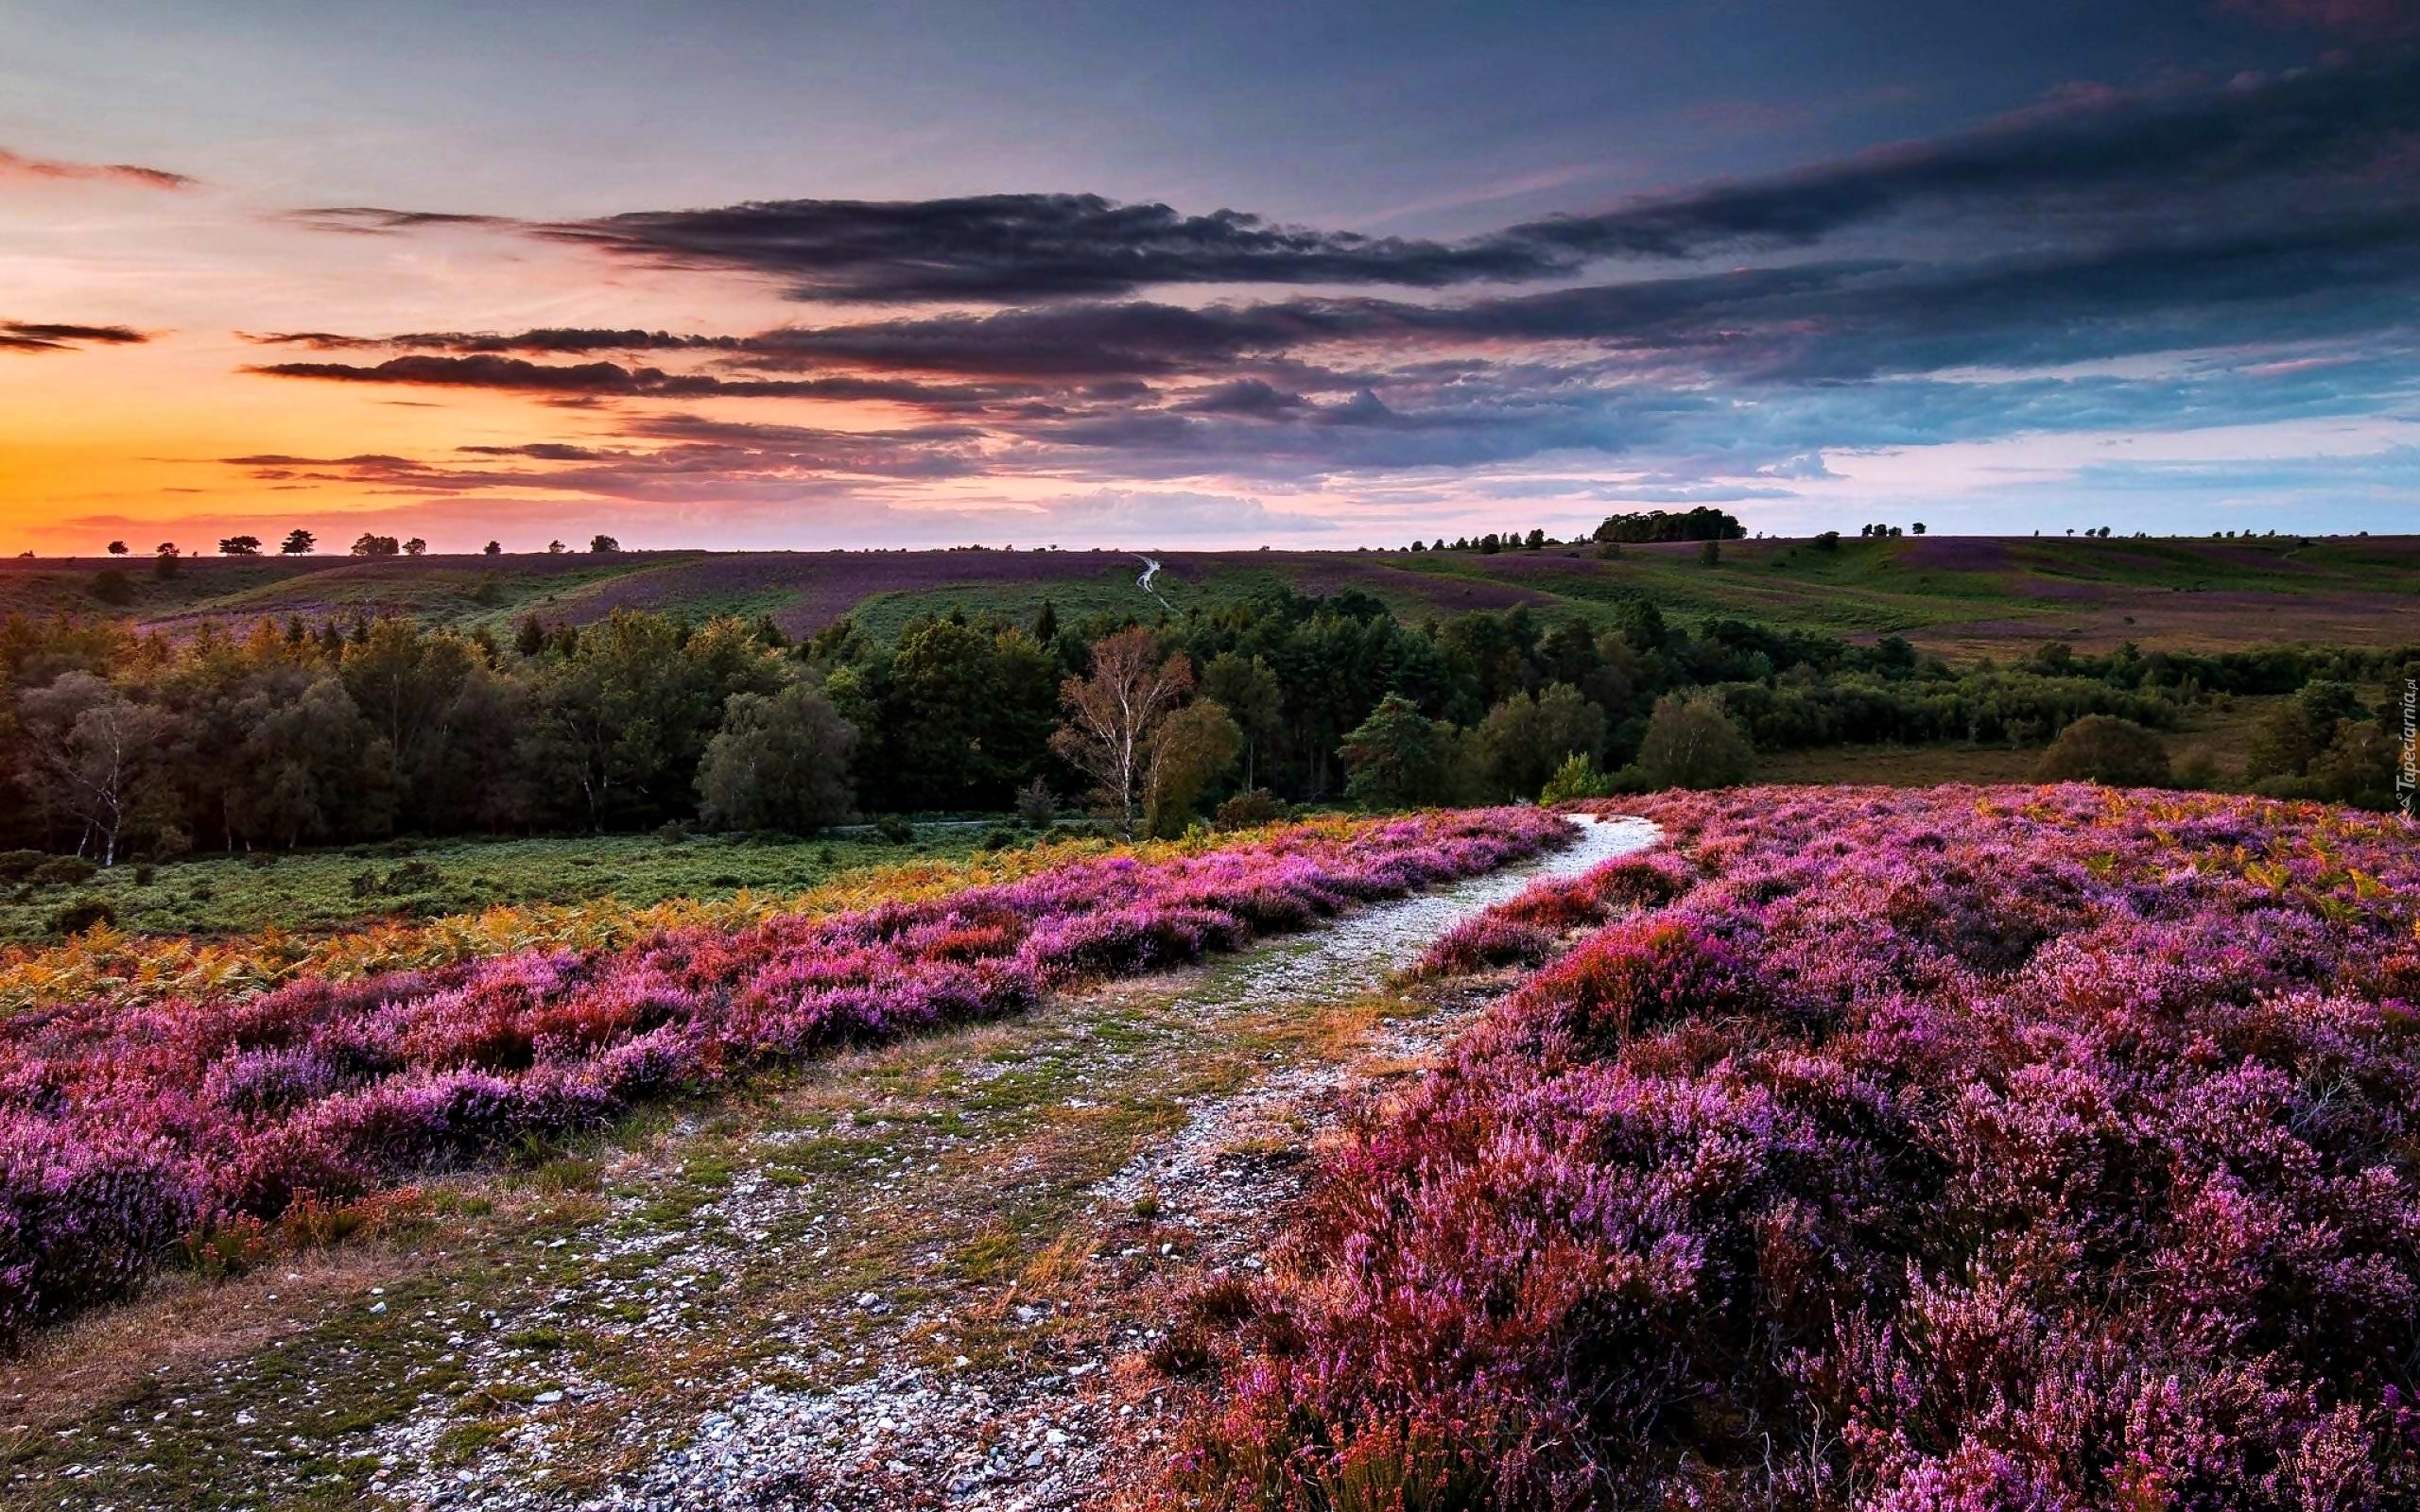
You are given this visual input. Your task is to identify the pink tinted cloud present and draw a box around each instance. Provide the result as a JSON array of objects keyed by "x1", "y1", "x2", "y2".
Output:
[{"x1": 0, "y1": 147, "x2": 192, "y2": 191}]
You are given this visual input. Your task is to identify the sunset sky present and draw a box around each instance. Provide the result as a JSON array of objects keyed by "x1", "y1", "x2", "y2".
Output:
[{"x1": 4, "y1": 0, "x2": 2417, "y2": 553}]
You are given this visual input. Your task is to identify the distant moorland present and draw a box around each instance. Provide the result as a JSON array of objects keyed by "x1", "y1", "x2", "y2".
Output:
[{"x1": 6, "y1": 532, "x2": 2415, "y2": 655}]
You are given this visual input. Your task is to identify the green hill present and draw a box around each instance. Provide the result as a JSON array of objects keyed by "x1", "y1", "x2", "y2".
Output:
[{"x1": 6, "y1": 534, "x2": 2412, "y2": 652}]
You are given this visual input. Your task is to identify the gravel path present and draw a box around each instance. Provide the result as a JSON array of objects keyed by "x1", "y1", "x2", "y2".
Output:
[{"x1": 362, "y1": 816, "x2": 1657, "y2": 1512}]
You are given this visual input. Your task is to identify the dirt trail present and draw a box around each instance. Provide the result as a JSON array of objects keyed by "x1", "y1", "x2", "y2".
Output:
[
  {"x1": 516, "y1": 815, "x2": 1656, "y2": 1512},
  {"x1": 2, "y1": 818, "x2": 1652, "y2": 1512},
  {"x1": 1133, "y1": 556, "x2": 1170, "y2": 612}
]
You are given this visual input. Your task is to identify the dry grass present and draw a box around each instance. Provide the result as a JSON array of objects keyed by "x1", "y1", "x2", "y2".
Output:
[{"x1": 0, "y1": 1246, "x2": 410, "y2": 1435}]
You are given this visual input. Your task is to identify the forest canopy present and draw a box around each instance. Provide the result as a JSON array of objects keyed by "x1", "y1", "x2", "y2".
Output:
[{"x1": 0, "y1": 588, "x2": 2409, "y2": 867}]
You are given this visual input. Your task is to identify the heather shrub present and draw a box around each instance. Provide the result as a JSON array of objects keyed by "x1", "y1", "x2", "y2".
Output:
[
  {"x1": 0, "y1": 808, "x2": 1569, "y2": 1341},
  {"x1": 1414, "y1": 914, "x2": 1558, "y2": 977},
  {"x1": 1180, "y1": 785, "x2": 2420, "y2": 1508},
  {"x1": 0, "y1": 1119, "x2": 203, "y2": 1342},
  {"x1": 1505, "y1": 911, "x2": 1762, "y2": 1046}
]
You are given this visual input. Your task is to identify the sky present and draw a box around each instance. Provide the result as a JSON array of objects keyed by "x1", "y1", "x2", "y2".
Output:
[{"x1": 3, "y1": 0, "x2": 2418, "y2": 553}]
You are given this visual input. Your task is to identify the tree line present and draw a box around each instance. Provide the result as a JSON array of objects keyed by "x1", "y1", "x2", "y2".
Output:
[{"x1": 2, "y1": 588, "x2": 2411, "y2": 866}]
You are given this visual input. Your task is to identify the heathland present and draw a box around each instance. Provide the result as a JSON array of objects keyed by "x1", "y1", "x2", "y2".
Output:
[
  {"x1": 5, "y1": 788, "x2": 2412, "y2": 1509},
  {"x1": 7, "y1": 532, "x2": 2416, "y2": 656},
  {"x1": 0, "y1": 526, "x2": 2413, "y2": 1509}
]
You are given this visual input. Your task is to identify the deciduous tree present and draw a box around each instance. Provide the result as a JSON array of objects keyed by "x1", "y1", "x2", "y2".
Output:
[
  {"x1": 15, "y1": 672, "x2": 179, "y2": 865},
  {"x1": 1143, "y1": 698, "x2": 1241, "y2": 837},
  {"x1": 1200, "y1": 651, "x2": 1280, "y2": 789},
  {"x1": 1478, "y1": 683, "x2": 1606, "y2": 799},
  {"x1": 1637, "y1": 690, "x2": 1753, "y2": 790},
  {"x1": 696, "y1": 679, "x2": 858, "y2": 833},
  {"x1": 1050, "y1": 627, "x2": 1193, "y2": 837}
]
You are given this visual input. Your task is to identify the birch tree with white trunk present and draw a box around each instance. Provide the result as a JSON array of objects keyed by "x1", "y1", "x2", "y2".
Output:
[{"x1": 1050, "y1": 627, "x2": 1193, "y2": 838}]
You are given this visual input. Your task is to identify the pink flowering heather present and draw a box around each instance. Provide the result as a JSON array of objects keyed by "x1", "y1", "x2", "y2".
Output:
[
  {"x1": 1412, "y1": 849, "x2": 1702, "y2": 978},
  {"x1": 0, "y1": 808, "x2": 1569, "y2": 1342},
  {"x1": 1178, "y1": 786, "x2": 2420, "y2": 1510}
]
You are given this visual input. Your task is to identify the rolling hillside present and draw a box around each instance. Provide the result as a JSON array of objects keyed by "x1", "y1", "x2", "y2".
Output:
[{"x1": 5, "y1": 534, "x2": 2413, "y2": 652}]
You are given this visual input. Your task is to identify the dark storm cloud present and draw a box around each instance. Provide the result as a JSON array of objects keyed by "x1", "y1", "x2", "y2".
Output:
[
  {"x1": 0, "y1": 319, "x2": 149, "y2": 352},
  {"x1": 727, "y1": 303, "x2": 1308, "y2": 377},
  {"x1": 285, "y1": 206, "x2": 513, "y2": 233},
  {"x1": 576, "y1": 210, "x2": 2389, "y2": 388},
  {"x1": 245, "y1": 328, "x2": 741, "y2": 354},
  {"x1": 1498, "y1": 55, "x2": 2420, "y2": 259},
  {"x1": 280, "y1": 59, "x2": 2419, "y2": 313},
  {"x1": 255, "y1": 307, "x2": 1300, "y2": 380},
  {"x1": 1730, "y1": 208, "x2": 2420, "y2": 380},
  {"x1": 217, "y1": 412, "x2": 991, "y2": 503},
  {"x1": 1181, "y1": 379, "x2": 1308, "y2": 418},
  {"x1": 244, "y1": 353, "x2": 1040, "y2": 408},
  {"x1": 454, "y1": 442, "x2": 616, "y2": 460},
  {"x1": 622, "y1": 413, "x2": 986, "y2": 448},
  {"x1": 744, "y1": 200, "x2": 2420, "y2": 384},
  {"x1": 536, "y1": 192, "x2": 1565, "y2": 302},
  {"x1": 0, "y1": 147, "x2": 193, "y2": 190},
  {"x1": 234, "y1": 197, "x2": 2420, "y2": 497},
  {"x1": 233, "y1": 51, "x2": 2420, "y2": 509}
]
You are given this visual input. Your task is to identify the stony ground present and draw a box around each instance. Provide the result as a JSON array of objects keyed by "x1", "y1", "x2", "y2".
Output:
[{"x1": 1, "y1": 818, "x2": 1654, "y2": 1512}]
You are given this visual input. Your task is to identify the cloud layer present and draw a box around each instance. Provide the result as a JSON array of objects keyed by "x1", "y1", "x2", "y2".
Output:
[
  {"x1": 0, "y1": 147, "x2": 191, "y2": 191},
  {"x1": 200, "y1": 54, "x2": 2420, "y2": 539},
  {"x1": 1, "y1": 320, "x2": 149, "y2": 353}
]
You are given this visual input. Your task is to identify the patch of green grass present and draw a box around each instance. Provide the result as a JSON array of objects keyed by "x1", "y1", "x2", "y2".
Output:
[
  {"x1": 1749, "y1": 695, "x2": 2288, "y2": 788},
  {"x1": 0, "y1": 827, "x2": 989, "y2": 946},
  {"x1": 853, "y1": 581, "x2": 1130, "y2": 640}
]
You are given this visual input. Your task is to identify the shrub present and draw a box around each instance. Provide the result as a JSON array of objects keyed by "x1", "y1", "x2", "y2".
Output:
[
  {"x1": 1414, "y1": 915, "x2": 1560, "y2": 977},
  {"x1": 873, "y1": 815, "x2": 915, "y2": 845},
  {"x1": 1180, "y1": 787, "x2": 2420, "y2": 1508},
  {"x1": 2171, "y1": 749, "x2": 2222, "y2": 791},
  {"x1": 1013, "y1": 776, "x2": 1057, "y2": 827},
  {"x1": 2036, "y1": 713, "x2": 2171, "y2": 786},
  {"x1": 0, "y1": 1121, "x2": 202, "y2": 1343},
  {"x1": 45, "y1": 897, "x2": 116, "y2": 937},
  {"x1": 1538, "y1": 752, "x2": 1608, "y2": 805},
  {"x1": 1212, "y1": 788, "x2": 1287, "y2": 829},
  {"x1": 0, "y1": 809, "x2": 1572, "y2": 1336},
  {"x1": 1636, "y1": 691, "x2": 1754, "y2": 789},
  {"x1": 30, "y1": 856, "x2": 96, "y2": 887}
]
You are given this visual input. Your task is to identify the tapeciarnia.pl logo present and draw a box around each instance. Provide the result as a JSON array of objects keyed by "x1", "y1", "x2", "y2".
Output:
[{"x1": 2398, "y1": 676, "x2": 2416, "y2": 821}]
